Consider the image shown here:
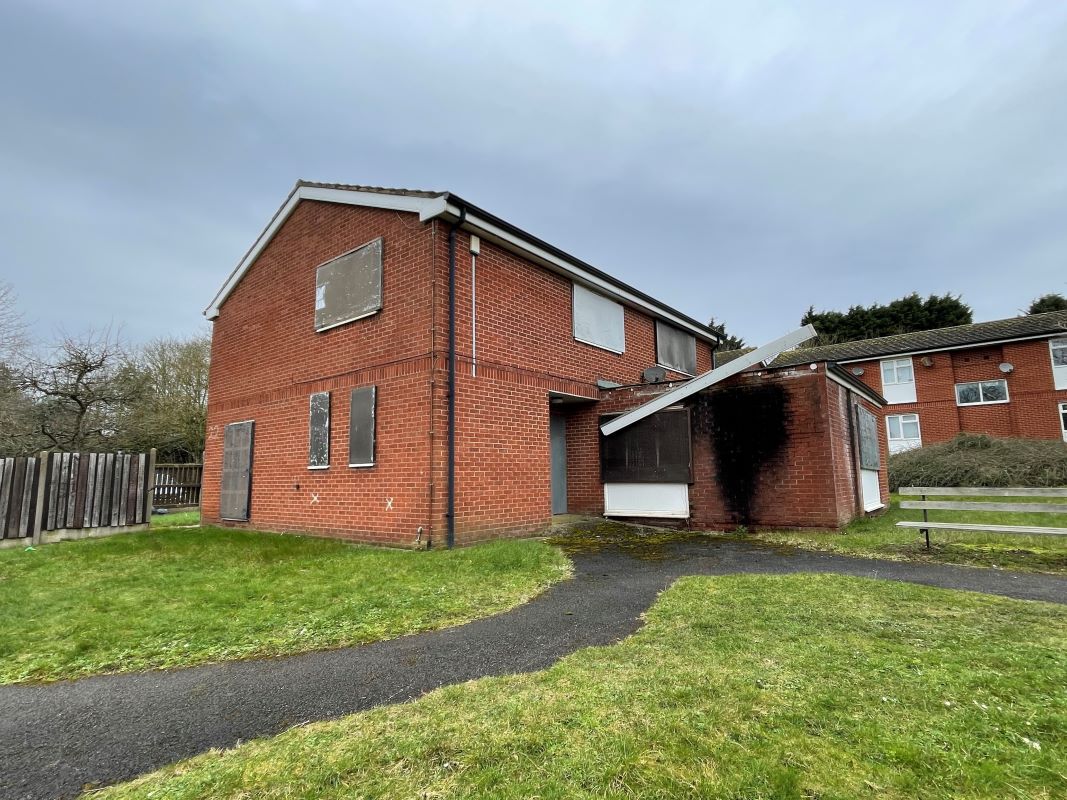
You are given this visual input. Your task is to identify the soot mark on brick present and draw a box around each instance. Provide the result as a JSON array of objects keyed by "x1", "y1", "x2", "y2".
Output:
[{"x1": 695, "y1": 384, "x2": 789, "y2": 525}]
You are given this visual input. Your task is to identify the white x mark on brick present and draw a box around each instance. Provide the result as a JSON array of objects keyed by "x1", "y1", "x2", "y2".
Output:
[
  {"x1": 385, "y1": 497, "x2": 394, "y2": 511},
  {"x1": 310, "y1": 493, "x2": 319, "y2": 504}
]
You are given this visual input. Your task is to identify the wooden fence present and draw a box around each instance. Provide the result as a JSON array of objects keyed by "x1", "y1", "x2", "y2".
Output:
[
  {"x1": 153, "y1": 463, "x2": 203, "y2": 508},
  {"x1": 0, "y1": 449, "x2": 156, "y2": 548}
]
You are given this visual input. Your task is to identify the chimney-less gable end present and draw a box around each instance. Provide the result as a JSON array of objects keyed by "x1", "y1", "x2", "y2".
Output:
[{"x1": 204, "y1": 182, "x2": 721, "y2": 349}]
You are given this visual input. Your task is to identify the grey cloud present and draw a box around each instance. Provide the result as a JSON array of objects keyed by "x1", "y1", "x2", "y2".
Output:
[{"x1": 1, "y1": 0, "x2": 1065, "y2": 347}]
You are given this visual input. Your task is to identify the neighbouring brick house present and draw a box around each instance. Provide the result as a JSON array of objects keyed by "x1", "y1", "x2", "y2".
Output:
[
  {"x1": 202, "y1": 181, "x2": 887, "y2": 547},
  {"x1": 716, "y1": 311, "x2": 1067, "y2": 453}
]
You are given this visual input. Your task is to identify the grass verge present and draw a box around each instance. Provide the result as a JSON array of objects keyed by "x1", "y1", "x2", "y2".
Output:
[
  {"x1": 755, "y1": 494, "x2": 1067, "y2": 574},
  {"x1": 0, "y1": 528, "x2": 569, "y2": 685},
  {"x1": 149, "y1": 509, "x2": 200, "y2": 528},
  {"x1": 92, "y1": 574, "x2": 1067, "y2": 799}
]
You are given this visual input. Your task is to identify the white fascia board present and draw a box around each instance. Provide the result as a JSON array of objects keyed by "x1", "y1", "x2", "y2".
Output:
[
  {"x1": 430, "y1": 202, "x2": 718, "y2": 344},
  {"x1": 834, "y1": 332, "x2": 1067, "y2": 364},
  {"x1": 204, "y1": 186, "x2": 443, "y2": 319},
  {"x1": 600, "y1": 325, "x2": 817, "y2": 436}
]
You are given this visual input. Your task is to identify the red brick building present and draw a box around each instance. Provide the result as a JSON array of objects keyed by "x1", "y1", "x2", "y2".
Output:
[
  {"x1": 202, "y1": 182, "x2": 887, "y2": 546},
  {"x1": 717, "y1": 311, "x2": 1067, "y2": 454}
]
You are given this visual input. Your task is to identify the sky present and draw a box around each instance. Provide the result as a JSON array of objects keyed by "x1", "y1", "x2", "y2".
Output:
[{"x1": 1, "y1": 0, "x2": 1065, "y2": 348}]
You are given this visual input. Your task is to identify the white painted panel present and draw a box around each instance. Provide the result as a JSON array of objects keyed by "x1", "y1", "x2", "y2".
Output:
[
  {"x1": 888, "y1": 438, "x2": 921, "y2": 455},
  {"x1": 604, "y1": 483, "x2": 689, "y2": 518},
  {"x1": 573, "y1": 283, "x2": 625, "y2": 353},
  {"x1": 881, "y1": 381, "x2": 916, "y2": 404},
  {"x1": 860, "y1": 469, "x2": 883, "y2": 512}
]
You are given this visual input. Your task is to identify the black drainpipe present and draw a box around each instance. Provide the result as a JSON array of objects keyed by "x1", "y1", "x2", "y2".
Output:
[{"x1": 447, "y1": 206, "x2": 467, "y2": 548}]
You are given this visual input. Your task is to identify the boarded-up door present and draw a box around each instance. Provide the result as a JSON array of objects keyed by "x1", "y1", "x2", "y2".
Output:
[
  {"x1": 220, "y1": 421, "x2": 254, "y2": 521},
  {"x1": 550, "y1": 413, "x2": 567, "y2": 514},
  {"x1": 854, "y1": 406, "x2": 883, "y2": 512}
]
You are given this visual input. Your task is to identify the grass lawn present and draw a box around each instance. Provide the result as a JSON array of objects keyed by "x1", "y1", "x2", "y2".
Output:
[
  {"x1": 93, "y1": 574, "x2": 1067, "y2": 800},
  {"x1": 0, "y1": 529, "x2": 569, "y2": 685},
  {"x1": 755, "y1": 494, "x2": 1067, "y2": 574},
  {"x1": 149, "y1": 508, "x2": 200, "y2": 528}
]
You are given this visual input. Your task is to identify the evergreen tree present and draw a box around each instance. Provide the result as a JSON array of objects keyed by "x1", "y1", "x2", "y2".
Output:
[
  {"x1": 1026, "y1": 293, "x2": 1067, "y2": 314},
  {"x1": 801, "y1": 293, "x2": 972, "y2": 346}
]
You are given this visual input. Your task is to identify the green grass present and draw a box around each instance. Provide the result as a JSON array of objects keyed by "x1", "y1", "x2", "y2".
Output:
[
  {"x1": 0, "y1": 529, "x2": 569, "y2": 685},
  {"x1": 92, "y1": 574, "x2": 1067, "y2": 800},
  {"x1": 755, "y1": 494, "x2": 1067, "y2": 574},
  {"x1": 149, "y1": 509, "x2": 200, "y2": 528}
]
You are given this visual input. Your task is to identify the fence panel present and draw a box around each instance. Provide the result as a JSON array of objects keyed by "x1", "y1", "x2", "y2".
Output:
[
  {"x1": 153, "y1": 463, "x2": 203, "y2": 508},
  {"x1": 0, "y1": 457, "x2": 39, "y2": 541}
]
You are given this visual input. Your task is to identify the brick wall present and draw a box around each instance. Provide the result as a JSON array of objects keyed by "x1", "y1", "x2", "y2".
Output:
[
  {"x1": 565, "y1": 365, "x2": 886, "y2": 530},
  {"x1": 205, "y1": 198, "x2": 719, "y2": 546},
  {"x1": 845, "y1": 338, "x2": 1067, "y2": 446}
]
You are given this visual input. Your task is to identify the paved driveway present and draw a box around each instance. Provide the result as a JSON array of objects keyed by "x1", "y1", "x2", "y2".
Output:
[{"x1": 2, "y1": 537, "x2": 1064, "y2": 799}]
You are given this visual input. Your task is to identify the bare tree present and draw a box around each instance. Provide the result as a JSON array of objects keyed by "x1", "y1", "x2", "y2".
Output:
[
  {"x1": 0, "y1": 282, "x2": 27, "y2": 362},
  {"x1": 20, "y1": 328, "x2": 145, "y2": 451},
  {"x1": 120, "y1": 331, "x2": 211, "y2": 461}
]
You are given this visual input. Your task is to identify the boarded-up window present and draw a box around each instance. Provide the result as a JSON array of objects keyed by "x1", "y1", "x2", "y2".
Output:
[
  {"x1": 309, "y1": 392, "x2": 330, "y2": 468},
  {"x1": 573, "y1": 283, "x2": 625, "y2": 353},
  {"x1": 656, "y1": 321, "x2": 697, "y2": 374},
  {"x1": 349, "y1": 386, "x2": 376, "y2": 467},
  {"x1": 315, "y1": 238, "x2": 383, "y2": 331},
  {"x1": 600, "y1": 408, "x2": 691, "y2": 483},
  {"x1": 855, "y1": 406, "x2": 881, "y2": 470}
]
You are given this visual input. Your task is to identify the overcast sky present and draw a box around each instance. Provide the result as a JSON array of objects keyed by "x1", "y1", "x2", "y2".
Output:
[{"x1": 1, "y1": 1, "x2": 1065, "y2": 348}]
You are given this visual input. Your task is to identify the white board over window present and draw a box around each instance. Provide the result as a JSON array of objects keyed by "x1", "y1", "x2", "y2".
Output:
[
  {"x1": 604, "y1": 483, "x2": 689, "y2": 518},
  {"x1": 573, "y1": 283, "x2": 625, "y2": 353}
]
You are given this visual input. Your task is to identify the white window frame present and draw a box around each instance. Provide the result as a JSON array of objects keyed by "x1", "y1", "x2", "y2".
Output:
[
  {"x1": 1051, "y1": 338, "x2": 1067, "y2": 390},
  {"x1": 954, "y1": 379, "x2": 1010, "y2": 406},
  {"x1": 879, "y1": 357, "x2": 916, "y2": 404},
  {"x1": 1060, "y1": 402, "x2": 1067, "y2": 443},
  {"x1": 886, "y1": 413, "x2": 922, "y2": 453}
]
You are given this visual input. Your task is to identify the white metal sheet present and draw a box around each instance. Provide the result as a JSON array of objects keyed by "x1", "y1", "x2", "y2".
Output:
[
  {"x1": 604, "y1": 483, "x2": 689, "y2": 518},
  {"x1": 860, "y1": 469, "x2": 883, "y2": 512}
]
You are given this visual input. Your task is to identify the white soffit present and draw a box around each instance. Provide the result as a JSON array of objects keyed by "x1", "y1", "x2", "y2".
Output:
[{"x1": 600, "y1": 325, "x2": 818, "y2": 436}]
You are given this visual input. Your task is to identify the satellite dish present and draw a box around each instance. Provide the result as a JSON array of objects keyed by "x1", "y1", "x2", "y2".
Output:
[
  {"x1": 851, "y1": 367, "x2": 864, "y2": 376},
  {"x1": 998, "y1": 362, "x2": 1014, "y2": 374}
]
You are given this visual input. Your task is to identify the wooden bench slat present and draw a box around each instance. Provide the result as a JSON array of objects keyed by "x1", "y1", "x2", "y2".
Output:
[
  {"x1": 898, "y1": 487, "x2": 1067, "y2": 497},
  {"x1": 896, "y1": 521, "x2": 1067, "y2": 536},
  {"x1": 900, "y1": 500, "x2": 1067, "y2": 514}
]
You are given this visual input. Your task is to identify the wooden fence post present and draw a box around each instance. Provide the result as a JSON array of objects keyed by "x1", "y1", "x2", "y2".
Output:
[
  {"x1": 31, "y1": 451, "x2": 48, "y2": 545},
  {"x1": 145, "y1": 448, "x2": 157, "y2": 522}
]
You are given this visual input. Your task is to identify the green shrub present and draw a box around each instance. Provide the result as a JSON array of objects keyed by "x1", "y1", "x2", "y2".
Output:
[{"x1": 888, "y1": 434, "x2": 1067, "y2": 490}]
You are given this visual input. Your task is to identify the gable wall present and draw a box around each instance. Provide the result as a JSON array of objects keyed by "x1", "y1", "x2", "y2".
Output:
[{"x1": 203, "y1": 202, "x2": 438, "y2": 544}]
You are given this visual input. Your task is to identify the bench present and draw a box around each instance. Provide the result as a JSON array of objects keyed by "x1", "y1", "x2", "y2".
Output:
[{"x1": 897, "y1": 487, "x2": 1067, "y2": 549}]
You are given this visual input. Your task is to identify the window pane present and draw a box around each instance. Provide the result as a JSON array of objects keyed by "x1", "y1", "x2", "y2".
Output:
[
  {"x1": 980, "y1": 380, "x2": 1007, "y2": 402},
  {"x1": 901, "y1": 418, "x2": 920, "y2": 439},
  {"x1": 887, "y1": 416, "x2": 902, "y2": 439},
  {"x1": 881, "y1": 361, "x2": 895, "y2": 383},
  {"x1": 895, "y1": 363, "x2": 913, "y2": 383},
  {"x1": 1053, "y1": 340, "x2": 1067, "y2": 366},
  {"x1": 956, "y1": 383, "x2": 980, "y2": 404},
  {"x1": 309, "y1": 392, "x2": 330, "y2": 467}
]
